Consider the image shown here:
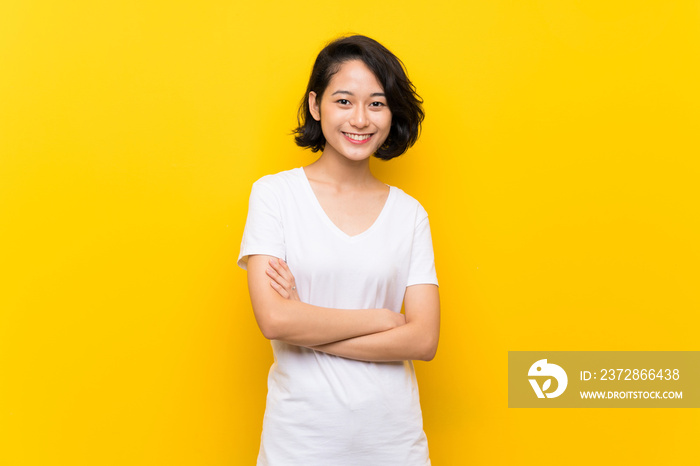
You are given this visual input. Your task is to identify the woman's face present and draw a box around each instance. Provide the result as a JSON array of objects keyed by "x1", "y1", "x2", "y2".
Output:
[{"x1": 309, "y1": 60, "x2": 392, "y2": 163}]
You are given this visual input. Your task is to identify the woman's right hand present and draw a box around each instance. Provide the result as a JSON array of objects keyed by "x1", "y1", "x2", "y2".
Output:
[{"x1": 267, "y1": 257, "x2": 300, "y2": 301}]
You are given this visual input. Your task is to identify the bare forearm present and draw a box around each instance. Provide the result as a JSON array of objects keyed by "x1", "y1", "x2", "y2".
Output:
[
  {"x1": 310, "y1": 285, "x2": 441, "y2": 362},
  {"x1": 310, "y1": 320, "x2": 438, "y2": 362},
  {"x1": 258, "y1": 298, "x2": 403, "y2": 347},
  {"x1": 247, "y1": 255, "x2": 404, "y2": 346}
]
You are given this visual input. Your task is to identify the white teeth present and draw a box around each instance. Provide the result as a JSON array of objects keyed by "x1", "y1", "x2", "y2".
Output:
[{"x1": 344, "y1": 133, "x2": 371, "y2": 141}]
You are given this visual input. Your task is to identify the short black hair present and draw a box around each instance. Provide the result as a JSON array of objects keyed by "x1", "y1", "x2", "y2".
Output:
[{"x1": 294, "y1": 35, "x2": 424, "y2": 160}]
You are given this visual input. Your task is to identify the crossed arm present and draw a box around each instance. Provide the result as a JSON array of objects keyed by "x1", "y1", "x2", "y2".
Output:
[{"x1": 246, "y1": 254, "x2": 440, "y2": 362}]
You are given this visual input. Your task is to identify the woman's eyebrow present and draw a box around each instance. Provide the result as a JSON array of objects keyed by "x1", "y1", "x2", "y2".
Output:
[{"x1": 330, "y1": 90, "x2": 386, "y2": 97}]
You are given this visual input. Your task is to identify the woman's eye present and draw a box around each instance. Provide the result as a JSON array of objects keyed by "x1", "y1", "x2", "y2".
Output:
[
  {"x1": 337, "y1": 99, "x2": 350, "y2": 105},
  {"x1": 370, "y1": 101, "x2": 386, "y2": 107}
]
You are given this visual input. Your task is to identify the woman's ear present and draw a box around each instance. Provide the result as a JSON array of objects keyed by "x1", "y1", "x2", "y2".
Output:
[{"x1": 308, "y1": 91, "x2": 321, "y2": 121}]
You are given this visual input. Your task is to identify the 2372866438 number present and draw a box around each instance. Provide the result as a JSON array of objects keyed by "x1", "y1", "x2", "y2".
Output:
[{"x1": 600, "y1": 369, "x2": 679, "y2": 381}]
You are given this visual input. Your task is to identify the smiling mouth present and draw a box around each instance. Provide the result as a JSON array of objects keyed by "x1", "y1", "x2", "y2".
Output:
[{"x1": 343, "y1": 132, "x2": 373, "y2": 142}]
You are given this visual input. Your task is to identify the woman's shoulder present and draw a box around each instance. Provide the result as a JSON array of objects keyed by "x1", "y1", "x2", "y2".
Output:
[
  {"x1": 387, "y1": 184, "x2": 430, "y2": 219},
  {"x1": 251, "y1": 167, "x2": 304, "y2": 192}
]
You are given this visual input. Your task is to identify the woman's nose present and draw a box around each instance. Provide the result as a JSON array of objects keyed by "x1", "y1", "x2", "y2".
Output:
[{"x1": 350, "y1": 106, "x2": 369, "y2": 128}]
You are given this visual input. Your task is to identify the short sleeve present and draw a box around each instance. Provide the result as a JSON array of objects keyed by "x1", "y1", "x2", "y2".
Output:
[
  {"x1": 406, "y1": 206, "x2": 439, "y2": 287},
  {"x1": 237, "y1": 180, "x2": 286, "y2": 270}
]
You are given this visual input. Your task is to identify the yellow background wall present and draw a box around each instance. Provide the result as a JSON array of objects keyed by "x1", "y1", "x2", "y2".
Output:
[{"x1": 1, "y1": 1, "x2": 698, "y2": 464}]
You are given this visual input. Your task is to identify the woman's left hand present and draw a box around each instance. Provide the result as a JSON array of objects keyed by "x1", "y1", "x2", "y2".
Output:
[{"x1": 266, "y1": 257, "x2": 300, "y2": 301}]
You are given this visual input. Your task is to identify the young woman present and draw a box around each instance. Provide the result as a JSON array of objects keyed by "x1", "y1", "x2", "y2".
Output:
[{"x1": 238, "y1": 35, "x2": 440, "y2": 465}]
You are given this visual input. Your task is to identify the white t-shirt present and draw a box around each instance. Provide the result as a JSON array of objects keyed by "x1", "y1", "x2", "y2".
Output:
[{"x1": 238, "y1": 167, "x2": 438, "y2": 466}]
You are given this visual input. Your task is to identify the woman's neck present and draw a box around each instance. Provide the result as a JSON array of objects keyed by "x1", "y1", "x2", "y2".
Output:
[{"x1": 304, "y1": 151, "x2": 379, "y2": 190}]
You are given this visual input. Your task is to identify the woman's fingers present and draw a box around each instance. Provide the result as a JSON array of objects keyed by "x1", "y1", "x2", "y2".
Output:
[
  {"x1": 267, "y1": 258, "x2": 293, "y2": 299},
  {"x1": 268, "y1": 257, "x2": 300, "y2": 301},
  {"x1": 266, "y1": 266, "x2": 289, "y2": 288},
  {"x1": 269, "y1": 258, "x2": 295, "y2": 286},
  {"x1": 270, "y1": 258, "x2": 294, "y2": 282},
  {"x1": 269, "y1": 279, "x2": 289, "y2": 299}
]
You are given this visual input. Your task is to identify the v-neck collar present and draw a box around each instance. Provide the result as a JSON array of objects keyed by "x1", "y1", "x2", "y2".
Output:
[{"x1": 298, "y1": 167, "x2": 394, "y2": 241}]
